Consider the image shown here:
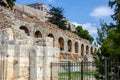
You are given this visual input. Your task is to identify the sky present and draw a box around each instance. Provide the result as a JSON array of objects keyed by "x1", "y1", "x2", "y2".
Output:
[{"x1": 15, "y1": 0, "x2": 114, "y2": 42}]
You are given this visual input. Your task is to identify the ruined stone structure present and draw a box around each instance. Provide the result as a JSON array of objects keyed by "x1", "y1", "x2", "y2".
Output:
[
  {"x1": 27, "y1": 3, "x2": 49, "y2": 12},
  {"x1": 0, "y1": 4, "x2": 98, "y2": 80},
  {"x1": 26, "y1": 3, "x2": 76, "y2": 31}
]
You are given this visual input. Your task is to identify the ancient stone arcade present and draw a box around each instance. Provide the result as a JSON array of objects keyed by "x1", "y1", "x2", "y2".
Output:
[{"x1": 0, "y1": 4, "x2": 97, "y2": 80}]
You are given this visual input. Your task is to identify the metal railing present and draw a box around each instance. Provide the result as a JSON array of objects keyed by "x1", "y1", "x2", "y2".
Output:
[{"x1": 51, "y1": 60, "x2": 120, "y2": 80}]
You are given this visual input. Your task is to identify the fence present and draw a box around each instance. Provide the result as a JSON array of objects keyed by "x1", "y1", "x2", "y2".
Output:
[{"x1": 51, "y1": 59, "x2": 120, "y2": 80}]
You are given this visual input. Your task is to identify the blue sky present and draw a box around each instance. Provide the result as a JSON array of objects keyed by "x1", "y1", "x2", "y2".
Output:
[{"x1": 16, "y1": 0, "x2": 114, "y2": 41}]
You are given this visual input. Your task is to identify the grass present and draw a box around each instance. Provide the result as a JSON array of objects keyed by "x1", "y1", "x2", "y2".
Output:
[{"x1": 58, "y1": 71, "x2": 96, "y2": 80}]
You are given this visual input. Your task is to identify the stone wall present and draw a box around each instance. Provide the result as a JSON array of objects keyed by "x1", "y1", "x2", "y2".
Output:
[
  {"x1": 0, "y1": 28, "x2": 59, "y2": 80},
  {"x1": 0, "y1": 5, "x2": 98, "y2": 61},
  {"x1": 14, "y1": 4, "x2": 48, "y2": 22},
  {"x1": 0, "y1": 5, "x2": 98, "y2": 80}
]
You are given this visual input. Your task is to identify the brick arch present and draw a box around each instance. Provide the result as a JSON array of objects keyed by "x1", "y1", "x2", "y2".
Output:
[
  {"x1": 58, "y1": 37, "x2": 64, "y2": 51},
  {"x1": 19, "y1": 26, "x2": 30, "y2": 36},
  {"x1": 34, "y1": 30, "x2": 42, "y2": 38},
  {"x1": 86, "y1": 45, "x2": 89, "y2": 55},
  {"x1": 67, "y1": 39, "x2": 72, "y2": 52},
  {"x1": 81, "y1": 44, "x2": 84, "y2": 57},
  {"x1": 74, "y1": 42, "x2": 79, "y2": 53}
]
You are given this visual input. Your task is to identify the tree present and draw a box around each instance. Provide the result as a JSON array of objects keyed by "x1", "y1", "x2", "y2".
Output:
[
  {"x1": 109, "y1": 0, "x2": 120, "y2": 23},
  {"x1": 0, "y1": 0, "x2": 16, "y2": 9},
  {"x1": 108, "y1": 0, "x2": 120, "y2": 57},
  {"x1": 94, "y1": 0, "x2": 120, "y2": 79},
  {"x1": 94, "y1": 21, "x2": 120, "y2": 80},
  {"x1": 94, "y1": 0, "x2": 120, "y2": 62},
  {"x1": 48, "y1": 5, "x2": 68, "y2": 30},
  {"x1": 95, "y1": 0, "x2": 120, "y2": 59},
  {"x1": 73, "y1": 26, "x2": 94, "y2": 43}
]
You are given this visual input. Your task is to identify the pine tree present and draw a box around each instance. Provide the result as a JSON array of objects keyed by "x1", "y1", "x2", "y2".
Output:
[{"x1": 48, "y1": 5, "x2": 67, "y2": 30}]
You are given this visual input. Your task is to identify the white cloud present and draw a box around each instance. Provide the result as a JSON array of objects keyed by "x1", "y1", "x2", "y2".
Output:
[
  {"x1": 72, "y1": 22, "x2": 81, "y2": 27},
  {"x1": 90, "y1": 6, "x2": 114, "y2": 18},
  {"x1": 72, "y1": 22, "x2": 97, "y2": 36},
  {"x1": 82, "y1": 23, "x2": 97, "y2": 35}
]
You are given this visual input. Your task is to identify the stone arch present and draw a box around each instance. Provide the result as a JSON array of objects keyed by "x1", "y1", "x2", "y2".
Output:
[
  {"x1": 74, "y1": 42, "x2": 79, "y2": 53},
  {"x1": 19, "y1": 26, "x2": 29, "y2": 36},
  {"x1": 91, "y1": 47, "x2": 93, "y2": 54},
  {"x1": 67, "y1": 40, "x2": 72, "y2": 52},
  {"x1": 47, "y1": 33, "x2": 55, "y2": 46},
  {"x1": 58, "y1": 37, "x2": 64, "y2": 51},
  {"x1": 81, "y1": 44, "x2": 84, "y2": 57},
  {"x1": 34, "y1": 30, "x2": 42, "y2": 38},
  {"x1": 86, "y1": 45, "x2": 89, "y2": 55},
  {"x1": 94, "y1": 48, "x2": 97, "y2": 53},
  {"x1": 47, "y1": 33, "x2": 54, "y2": 38}
]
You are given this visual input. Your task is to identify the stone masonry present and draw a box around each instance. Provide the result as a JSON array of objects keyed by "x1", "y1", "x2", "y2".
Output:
[{"x1": 0, "y1": 4, "x2": 98, "y2": 80}]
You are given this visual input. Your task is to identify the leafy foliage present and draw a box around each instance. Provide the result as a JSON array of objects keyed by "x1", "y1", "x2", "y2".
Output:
[
  {"x1": 109, "y1": 0, "x2": 120, "y2": 23},
  {"x1": 94, "y1": 0, "x2": 120, "y2": 79},
  {"x1": 94, "y1": 23, "x2": 120, "y2": 79},
  {"x1": 48, "y1": 5, "x2": 69, "y2": 30},
  {"x1": 0, "y1": 0, "x2": 16, "y2": 9},
  {"x1": 73, "y1": 26, "x2": 94, "y2": 43},
  {"x1": 95, "y1": 0, "x2": 120, "y2": 59}
]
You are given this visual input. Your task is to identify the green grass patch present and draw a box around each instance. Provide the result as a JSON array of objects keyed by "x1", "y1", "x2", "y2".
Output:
[{"x1": 58, "y1": 71, "x2": 96, "y2": 80}]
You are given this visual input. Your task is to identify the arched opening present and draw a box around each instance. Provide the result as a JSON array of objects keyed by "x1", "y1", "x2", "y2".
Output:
[
  {"x1": 58, "y1": 37, "x2": 64, "y2": 51},
  {"x1": 47, "y1": 33, "x2": 54, "y2": 46},
  {"x1": 81, "y1": 44, "x2": 84, "y2": 57},
  {"x1": 34, "y1": 30, "x2": 42, "y2": 38},
  {"x1": 19, "y1": 26, "x2": 29, "y2": 36},
  {"x1": 48, "y1": 33, "x2": 54, "y2": 38},
  {"x1": 86, "y1": 45, "x2": 89, "y2": 54},
  {"x1": 67, "y1": 40, "x2": 72, "y2": 52},
  {"x1": 91, "y1": 47, "x2": 93, "y2": 54},
  {"x1": 94, "y1": 48, "x2": 97, "y2": 53},
  {"x1": 75, "y1": 42, "x2": 79, "y2": 53}
]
